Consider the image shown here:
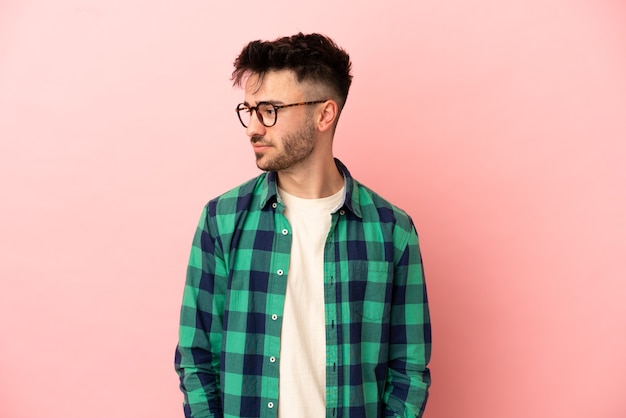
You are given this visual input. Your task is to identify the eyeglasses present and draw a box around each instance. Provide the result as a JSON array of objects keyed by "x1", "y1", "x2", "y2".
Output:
[{"x1": 236, "y1": 100, "x2": 327, "y2": 128}]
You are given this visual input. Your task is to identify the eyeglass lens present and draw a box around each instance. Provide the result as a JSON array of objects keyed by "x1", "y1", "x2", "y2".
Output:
[{"x1": 237, "y1": 103, "x2": 277, "y2": 128}]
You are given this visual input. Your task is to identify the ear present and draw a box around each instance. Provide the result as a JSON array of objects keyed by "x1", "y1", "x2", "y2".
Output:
[{"x1": 316, "y1": 100, "x2": 339, "y2": 133}]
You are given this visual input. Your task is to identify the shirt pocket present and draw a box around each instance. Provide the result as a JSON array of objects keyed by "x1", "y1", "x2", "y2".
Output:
[{"x1": 347, "y1": 260, "x2": 393, "y2": 321}]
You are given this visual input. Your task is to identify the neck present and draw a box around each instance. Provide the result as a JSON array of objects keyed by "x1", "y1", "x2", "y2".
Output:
[{"x1": 277, "y1": 157, "x2": 344, "y2": 199}]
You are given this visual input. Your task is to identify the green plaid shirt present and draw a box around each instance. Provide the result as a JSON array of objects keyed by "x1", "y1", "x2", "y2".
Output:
[{"x1": 175, "y1": 159, "x2": 431, "y2": 418}]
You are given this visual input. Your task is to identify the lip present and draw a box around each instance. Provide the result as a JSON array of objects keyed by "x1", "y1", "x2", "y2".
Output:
[{"x1": 252, "y1": 143, "x2": 271, "y2": 151}]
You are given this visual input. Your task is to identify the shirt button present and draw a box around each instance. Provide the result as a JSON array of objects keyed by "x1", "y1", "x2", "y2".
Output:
[
  {"x1": 271, "y1": 314, "x2": 278, "y2": 320},
  {"x1": 268, "y1": 402, "x2": 274, "y2": 409},
  {"x1": 270, "y1": 356, "x2": 276, "y2": 363},
  {"x1": 339, "y1": 209, "x2": 345, "y2": 215},
  {"x1": 277, "y1": 269, "x2": 284, "y2": 276},
  {"x1": 272, "y1": 203, "x2": 277, "y2": 209},
  {"x1": 281, "y1": 229, "x2": 288, "y2": 235}
]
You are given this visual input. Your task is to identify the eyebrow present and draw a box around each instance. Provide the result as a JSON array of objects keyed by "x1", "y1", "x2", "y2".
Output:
[{"x1": 242, "y1": 100, "x2": 285, "y2": 107}]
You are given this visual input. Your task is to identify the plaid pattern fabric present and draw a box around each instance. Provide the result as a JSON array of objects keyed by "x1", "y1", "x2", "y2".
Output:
[{"x1": 175, "y1": 159, "x2": 431, "y2": 418}]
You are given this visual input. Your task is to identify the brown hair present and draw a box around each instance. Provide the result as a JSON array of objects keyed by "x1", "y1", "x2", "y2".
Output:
[{"x1": 232, "y1": 33, "x2": 353, "y2": 110}]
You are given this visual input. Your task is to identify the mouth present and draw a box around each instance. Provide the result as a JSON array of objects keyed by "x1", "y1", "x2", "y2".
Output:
[{"x1": 252, "y1": 142, "x2": 271, "y2": 151}]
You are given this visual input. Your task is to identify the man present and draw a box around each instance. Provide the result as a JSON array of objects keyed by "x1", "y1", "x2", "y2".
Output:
[{"x1": 175, "y1": 33, "x2": 431, "y2": 418}]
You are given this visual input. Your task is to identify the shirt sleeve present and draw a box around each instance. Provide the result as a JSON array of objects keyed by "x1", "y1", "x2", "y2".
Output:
[
  {"x1": 383, "y1": 220, "x2": 432, "y2": 418},
  {"x1": 175, "y1": 204, "x2": 227, "y2": 417}
]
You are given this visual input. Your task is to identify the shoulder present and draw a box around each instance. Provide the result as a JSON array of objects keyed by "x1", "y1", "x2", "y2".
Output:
[
  {"x1": 205, "y1": 173, "x2": 269, "y2": 217},
  {"x1": 351, "y1": 178, "x2": 416, "y2": 233},
  {"x1": 338, "y1": 158, "x2": 415, "y2": 233}
]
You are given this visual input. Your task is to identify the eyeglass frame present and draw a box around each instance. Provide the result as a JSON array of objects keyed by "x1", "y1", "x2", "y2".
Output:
[{"x1": 235, "y1": 100, "x2": 328, "y2": 128}]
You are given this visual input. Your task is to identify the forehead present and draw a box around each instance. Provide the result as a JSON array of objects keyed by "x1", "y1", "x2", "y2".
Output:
[{"x1": 244, "y1": 69, "x2": 305, "y2": 102}]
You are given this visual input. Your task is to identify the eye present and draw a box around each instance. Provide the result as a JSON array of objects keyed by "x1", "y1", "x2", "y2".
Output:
[{"x1": 260, "y1": 105, "x2": 276, "y2": 117}]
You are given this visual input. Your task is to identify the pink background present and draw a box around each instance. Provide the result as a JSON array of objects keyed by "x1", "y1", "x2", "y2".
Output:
[{"x1": 1, "y1": 1, "x2": 625, "y2": 417}]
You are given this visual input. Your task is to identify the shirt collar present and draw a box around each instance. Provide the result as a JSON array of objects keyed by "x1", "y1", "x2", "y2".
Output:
[{"x1": 259, "y1": 158, "x2": 363, "y2": 218}]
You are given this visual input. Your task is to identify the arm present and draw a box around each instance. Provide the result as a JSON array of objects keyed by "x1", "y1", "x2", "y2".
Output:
[
  {"x1": 175, "y1": 204, "x2": 227, "y2": 417},
  {"x1": 383, "y1": 222, "x2": 432, "y2": 417}
]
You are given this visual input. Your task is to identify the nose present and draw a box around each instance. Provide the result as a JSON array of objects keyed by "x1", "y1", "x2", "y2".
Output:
[{"x1": 245, "y1": 110, "x2": 267, "y2": 138}]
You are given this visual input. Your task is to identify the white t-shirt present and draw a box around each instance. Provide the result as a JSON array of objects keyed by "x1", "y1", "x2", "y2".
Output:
[{"x1": 277, "y1": 186, "x2": 345, "y2": 418}]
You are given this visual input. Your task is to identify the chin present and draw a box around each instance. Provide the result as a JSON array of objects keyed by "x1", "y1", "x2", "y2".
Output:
[{"x1": 255, "y1": 155, "x2": 272, "y2": 172}]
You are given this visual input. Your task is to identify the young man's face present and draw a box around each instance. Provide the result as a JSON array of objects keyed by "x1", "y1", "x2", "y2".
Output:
[{"x1": 242, "y1": 69, "x2": 320, "y2": 172}]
